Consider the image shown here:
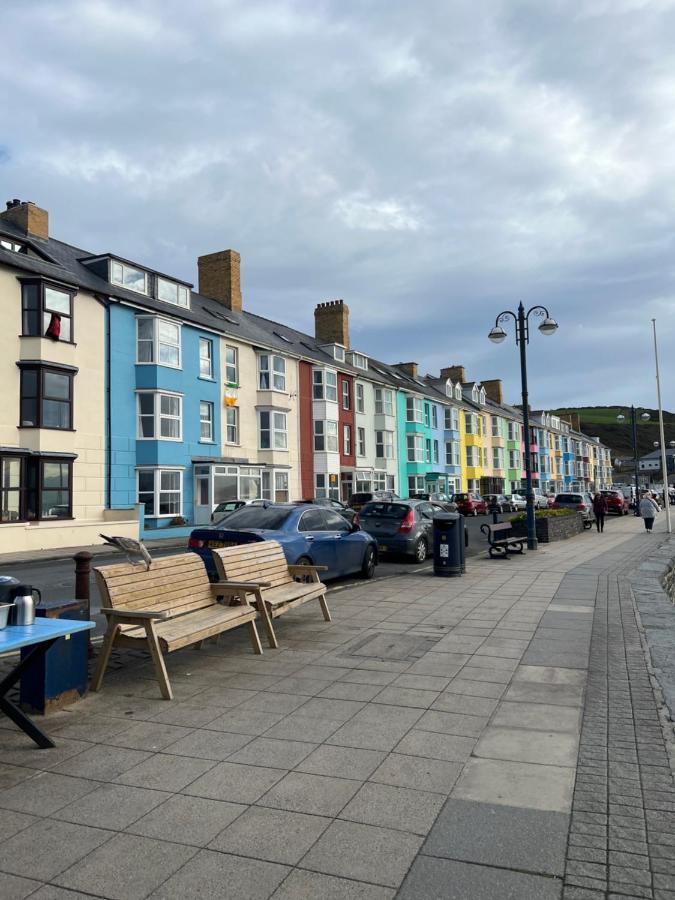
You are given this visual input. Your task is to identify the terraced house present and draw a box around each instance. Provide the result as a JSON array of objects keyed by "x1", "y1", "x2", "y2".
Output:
[{"x1": 0, "y1": 199, "x2": 613, "y2": 552}]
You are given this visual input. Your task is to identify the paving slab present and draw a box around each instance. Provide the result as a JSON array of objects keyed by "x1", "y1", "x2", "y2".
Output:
[
  {"x1": 127, "y1": 794, "x2": 245, "y2": 846},
  {"x1": 210, "y1": 805, "x2": 331, "y2": 864},
  {"x1": 270, "y1": 868, "x2": 395, "y2": 899},
  {"x1": 258, "y1": 770, "x2": 362, "y2": 817},
  {"x1": 473, "y1": 726, "x2": 578, "y2": 767},
  {"x1": 453, "y1": 757, "x2": 576, "y2": 813},
  {"x1": 398, "y1": 854, "x2": 563, "y2": 899},
  {"x1": 145, "y1": 848, "x2": 289, "y2": 899},
  {"x1": 0, "y1": 818, "x2": 110, "y2": 881}
]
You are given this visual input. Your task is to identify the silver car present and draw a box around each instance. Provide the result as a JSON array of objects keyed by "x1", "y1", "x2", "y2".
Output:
[
  {"x1": 505, "y1": 493, "x2": 527, "y2": 511},
  {"x1": 552, "y1": 492, "x2": 595, "y2": 528},
  {"x1": 359, "y1": 499, "x2": 436, "y2": 563}
]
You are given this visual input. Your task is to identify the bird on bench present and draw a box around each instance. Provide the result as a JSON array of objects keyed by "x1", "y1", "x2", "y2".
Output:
[{"x1": 99, "y1": 535, "x2": 153, "y2": 570}]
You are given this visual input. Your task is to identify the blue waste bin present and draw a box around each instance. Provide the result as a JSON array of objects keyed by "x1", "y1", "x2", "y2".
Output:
[
  {"x1": 20, "y1": 597, "x2": 89, "y2": 714},
  {"x1": 432, "y1": 511, "x2": 465, "y2": 577}
]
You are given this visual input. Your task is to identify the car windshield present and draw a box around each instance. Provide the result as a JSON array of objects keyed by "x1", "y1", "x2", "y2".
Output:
[
  {"x1": 216, "y1": 502, "x2": 241, "y2": 512},
  {"x1": 215, "y1": 506, "x2": 293, "y2": 530},
  {"x1": 360, "y1": 502, "x2": 410, "y2": 520},
  {"x1": 556, "y1": 494, "x2": 582, "y2": 503},
  {"x1": 350, "y1": 494, "x2": 371, "y2": 503}
]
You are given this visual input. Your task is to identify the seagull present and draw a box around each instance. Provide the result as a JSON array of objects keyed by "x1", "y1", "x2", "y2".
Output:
[{"x1": 99, "y1": 535, "x2": 153, "y2": 570}]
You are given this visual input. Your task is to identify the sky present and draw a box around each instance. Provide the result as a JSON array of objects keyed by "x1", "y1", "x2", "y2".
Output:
[{"x1": 2, "y1": 0, "x2": 675, "y2": 410}]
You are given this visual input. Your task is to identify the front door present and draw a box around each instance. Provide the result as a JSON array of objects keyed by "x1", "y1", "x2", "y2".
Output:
[{"x1": 193, "y1": 468, "x2": 212, "y2": 525}]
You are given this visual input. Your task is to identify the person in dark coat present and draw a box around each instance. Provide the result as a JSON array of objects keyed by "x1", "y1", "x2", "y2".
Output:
[{"x1": 593, "y1": 492, "x2": 608, "y2": 533}]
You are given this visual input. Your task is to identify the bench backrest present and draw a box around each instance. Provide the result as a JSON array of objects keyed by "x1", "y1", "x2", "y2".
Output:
[
  {"x1": 95, "y1": 553, "x2": 214, "y2": 619},
  {"x1": 489, "y1": 523, "x2": 513, "y2": 535},
  {"x1": 212, "y1": 540, "x2": 292, "y2": 588}
]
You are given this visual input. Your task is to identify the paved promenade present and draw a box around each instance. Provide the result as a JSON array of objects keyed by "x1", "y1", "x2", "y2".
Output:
[{"x1": 0, "y1": 516, "x2": 673, "y2": 899}]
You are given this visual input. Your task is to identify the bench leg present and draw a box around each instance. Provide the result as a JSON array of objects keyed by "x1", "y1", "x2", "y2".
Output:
[
  {"x1": 144, "y1": 621, "x2": 173, "y2": 700},
  {"x1": 90, "y1": 622, "x2": 121, "y2": 692},
  {"x1": 248, "y1": 620, "x2": 263, "y2": 655},
  {"x1": 258, "y1": 601, "x2": 279, "y2": 650},
  {"x1": 318, "y1": 592, "x2": 332, "y2": 622}
]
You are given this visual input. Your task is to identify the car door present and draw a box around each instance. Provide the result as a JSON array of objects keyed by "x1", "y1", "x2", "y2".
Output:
[
  {"x1": 322, "y1": 508, "x2": 362, "y2": 574},
  {"x1": 297, "y1": 508, "x2": 337, "y2": 575}
]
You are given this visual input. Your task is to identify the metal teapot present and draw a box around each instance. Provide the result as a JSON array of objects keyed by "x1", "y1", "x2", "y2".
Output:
[{"x1": 9, "y1": 584, "x2": 41, "y2": 626}]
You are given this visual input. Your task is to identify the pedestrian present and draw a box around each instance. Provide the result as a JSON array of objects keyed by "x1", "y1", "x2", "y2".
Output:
[
  {"x1": 592, "y1": 492, "x2": 608, "y2": 533},
  {"x1": 639, "y1": 492, "x2": 660, "y2": 532}
]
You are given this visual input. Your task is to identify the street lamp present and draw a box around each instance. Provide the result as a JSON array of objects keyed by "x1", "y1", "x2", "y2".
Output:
[
  {"x1": 488, "y1": 303, "x2": 558, "y2": 550},
  {"x1": 616, "y1": 408, "x2": 650, "y2": 515}
]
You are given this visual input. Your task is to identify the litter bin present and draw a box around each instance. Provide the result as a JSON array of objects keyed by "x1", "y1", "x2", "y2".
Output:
[
  {"x1": 20, "y1": 597, "x2": 89, "y2": 714},
  {"x1": 432, "y1": 511, "x2": 465, "y2": 577}
]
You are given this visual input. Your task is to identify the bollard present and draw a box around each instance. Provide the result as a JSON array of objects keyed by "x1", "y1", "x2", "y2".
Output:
[{"x1": 73, "y1": 551, "x2": 93, "y2": 655}]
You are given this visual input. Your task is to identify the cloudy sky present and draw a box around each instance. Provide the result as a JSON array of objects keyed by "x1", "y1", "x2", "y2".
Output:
[{"x1": 2, "y1": 0, "x2": 675, "y2": 409}]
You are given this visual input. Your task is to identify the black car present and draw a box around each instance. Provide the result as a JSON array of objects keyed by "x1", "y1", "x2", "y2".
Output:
[
  {"x1": 348, "y1": 490, "x2": 399, "y2": 512},
  {"x1": 484, "y1": 494, "x2": 516, "y2": 513},
  {"x1": 295, "y1": 498, "x2": 357, "y2": 525},
  {"x1": 359, "y1": 499, "x2": 436, "y2": 562}
]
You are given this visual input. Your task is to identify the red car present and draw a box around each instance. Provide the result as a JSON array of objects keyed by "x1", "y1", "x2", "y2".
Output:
[
  {"x1": 600, "y1": 489, "x2": 629, "y2": 516},
  {"x1": 452, "y1": 493, "x2": 487, "y2": 516}
]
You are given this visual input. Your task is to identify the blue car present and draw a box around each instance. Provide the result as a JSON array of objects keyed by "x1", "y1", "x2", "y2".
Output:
[{"x1": 188, "y1": 502, "x2": 378, "y2": 581}]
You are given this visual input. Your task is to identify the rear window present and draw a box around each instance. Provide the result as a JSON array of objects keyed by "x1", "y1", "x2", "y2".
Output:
[
  {"x1": 601, "y1": 490, "x2": 619, "y2": 496},
  {"x1": 555, "y1": 494, "x2": 582, "y2": 503},
  {"x1": 453, "y1": 494, "x2": 469, "y2": 501},
  {"x1": 349, "y1": 494, "x2": 372, "y2": 503},
  {"x1": 216, "y1": 506, "x2": 292, "y2": 530},
  {"x1": 360, "y1": 502, "x2": 410, "y2": 520}
]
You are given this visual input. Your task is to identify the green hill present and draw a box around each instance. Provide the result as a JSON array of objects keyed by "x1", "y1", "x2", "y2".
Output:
[{"x1": 549, "y1": 406, "x2": 675, "y2": 463}]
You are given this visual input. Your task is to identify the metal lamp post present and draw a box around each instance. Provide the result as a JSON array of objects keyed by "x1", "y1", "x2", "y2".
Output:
[
  {"x1": 616, "y1": 408, "x2": 650, "y2": 515},
  {"x1": 488, "y1": 303, "x2": 558, "y2": 550}
]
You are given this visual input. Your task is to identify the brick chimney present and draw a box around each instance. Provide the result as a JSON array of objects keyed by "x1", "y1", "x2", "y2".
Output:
[
  {"x1": 397, "y1": 362, "x2": 418, "y2": 379},
  {"x1": 0, "y1": 199, "x2": 48, "y2": 240},
  {"x1": 198, "y1": 249, "x2": 242, "y2": 311},
  {"x1": 481, "y1": 379, "x2": 503, "y2": 404},
  {"x1": 440, "y1": 365, "x2": 466, "y2": 384},
  {"x1": 314, "y1": 300, "x2": 349, "y2": 348}
]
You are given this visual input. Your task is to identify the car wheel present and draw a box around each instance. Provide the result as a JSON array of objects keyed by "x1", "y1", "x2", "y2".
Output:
[
  {"x1": 413, "y1": 538, "x2": 427, "y2": 562},
  {"x1": 295, "y1": 555, "x2": 312, "y2": 567},
  {"x1": 361, "y1": 546, "x2": 376, "y2": 579}
]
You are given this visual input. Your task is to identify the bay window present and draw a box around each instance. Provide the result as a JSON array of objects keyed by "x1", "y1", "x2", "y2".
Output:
[
  {"x1": 466, "y1": 446, "x2": 480, "y2": 467},
  {"x1": 136, "y1": 317, "x2": 181, "y2": 368},
  {"x1": 314, "y1": 420, "x2": 338, "y2": 452},
  {"x1": 137, "y1": 392, "x2": 182, "y2": 440},
  {"x1": 406, "y1": 396, "x2": 424, "y2": 423},
  {"x1": 375, "y1": 430, "x2": 394, "y2": 459},
  {"x1": 408, "y1": 475, "x2": 425, "y2": 494},
  {"x1": 259, "y1": 411, "x2": 288, "y2": 449},
  {"x1": 137, "y1": 468, "x2": 182, "y2": 517},
  {"x1": 19, "y1": 364, "x2": 74, "y2": 430},
  {"x1": 493, "y1": 447, "x2": 504, "y2": 469},
  {"x1": 313, "y1": 368, "x2": 338, "y2": 401},
  {"x1": 0, "y1": 454, "x2": 73, "y2": 522},
  {"x1": 258, "y1": 354, "x2": 286, "y2": 391},
  {"x1": 445, "y1": 441, "x2": 460, "y2": 466},
  {"x1": 375, "y1": 388, "x2": 394, "y2": 416},
  {"x1": 407, "y1": 434, "x2": 425, "y2": 462}
]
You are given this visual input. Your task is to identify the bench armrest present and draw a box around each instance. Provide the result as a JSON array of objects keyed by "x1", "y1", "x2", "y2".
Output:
[
  {"x1": 211, "y1": 581, "x2": 272, "y2": 591},
  {"x1": 100, "y1": 607, "x2": 168, "y2": 620}
]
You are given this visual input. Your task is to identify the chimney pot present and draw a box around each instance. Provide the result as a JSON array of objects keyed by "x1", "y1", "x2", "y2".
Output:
[
  {"x1": 397, "y1": 361, "x2": 419, "y2": 379},
  {"x1": 197, "y1": 249, "x2": 242, "y2": 311}
]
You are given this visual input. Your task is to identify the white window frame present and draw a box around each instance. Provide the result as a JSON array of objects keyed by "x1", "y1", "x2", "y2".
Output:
[
  {"x1": 343, "y1": 424, "x2": 352, "y2": 455},
  {"x1": 466, "y1": 445, "x2": 479, "y2": 467},
  {"x1": 313, "y1": 368, "x2": 338, "y2": 402},
  {"x1": 406, "y1": 396, "x2": 424, "y2": 424},
  {"x1": 225, "y1": 345, "x2": 238, "y2": 385},
  {"x1": 431, "y1": 406, "x2": 438, "y2": 429},
  {"x1": 375, "y1": 388, "x2": 394, "y2": 416},
  {"x1": 111, "y1": 260, "x2": 148, "y2": 295},
  {"x1": 199, "y1": 338, "x2": 213, "y2": 379},
  {"x1": 375, "y1": 430, "x2": 394, "y2": 459},
  {"x1": 314, "y1": 419, "x2": 338, "y2": 452},
  {"x1": 342, "y1": 380, "x2": 350, "y2": 410},
  {"x1": 357, "y1": 427, "x2": 366, "y2": 457},
  {"x1": 137, "y1": 467, "x2": 183, "y2": 518},
  {"x1": 407, "y1": 433, "x2": 425, "y2": 462},
  {"x1": 491, "y1": 416, "x2": 501, "y2": 437},
  {"x1": 408, "y1": 475, "x2": 425, "y2": 494},
  {"x1": 156, "y1": 277, "x2": 190, "y2": 308},
  {"x1": 433, "y1": 439, "x2": 439, "y2": 464},
  {"x1": 259, "y1": 410, "x2": 288, "y2": 450},
  {"x1": 225, "y1": 406, "x2": 239, "y2": 445},
  {"x1": 199, "y1": 401, "x2": 214, "y2": 442},
  {"x1": 258, "y1": 354, "x2": 286, "y2": 392},
  {"x1": 492, "y1": 447, "x2": 503, "y2": 469},
  {"x1": 136, "y1": 317, "x2": 181, "y2": 369},
  {"x1": 355, "y1": 383, "x2": 365, "y2": 413},
  {"x1": 137, "y1": 391, "x2": 182, "y2": 441}
]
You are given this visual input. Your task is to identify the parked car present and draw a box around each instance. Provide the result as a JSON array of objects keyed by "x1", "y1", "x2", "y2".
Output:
[
  {"x1": 532, "y1": 490, "x2": 550, "y2": 509},
  {"x1": 484, "y1": 494, "x2": 516, "y2": 513},
  {"x1": 546, "y1": 493, "x2": 557, "y2": 508},
  {"x1": 600, "y1": 489, "x2": 629, "y2": 516},
  {"x1": 505, "y1": 493, "x2": 527, "y2": 511},
  {"x1": 295, "y1": 497, "x2": 358, "y2": 525},
  {"x1": 189, "y1": 503, "x2": 377, "y2": 581},
  {"x1": 552, "y1": 492, "x2": 595, "y2": 527},
  {"x1": 210, "y1": 500, "x2": 248, "y2": 523},
  {"x1": 358, "y1": 499, "x2": 437, "y2": 562},
  {"x1": 348, "y1": 490, "x2": 398, "y2": 511},
  {"x1": 409, "y1": 492, "x2": 458, "y2": 512},
  {"x1": 452, "y1": 493, "x2": 487, "y2": 516}
]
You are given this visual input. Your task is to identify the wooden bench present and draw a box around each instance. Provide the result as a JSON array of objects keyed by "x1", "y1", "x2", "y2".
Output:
[
  {"x1": 91, "y1": 553, "x2": 262, "y2": 700},
  {"x1": 212, "y1": 541, "x2": 331, "y2": 650},
  {"x1": 480, "y1": 522, "x2": 526, "y2": 559}
]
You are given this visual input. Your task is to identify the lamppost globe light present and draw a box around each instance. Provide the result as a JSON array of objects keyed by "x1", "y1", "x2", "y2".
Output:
[
  {"x1": 641, "y1": 412, "x2": 651, "y2": 421},
  {"x1": 616, "y1": 414, "x2": 626, "y2": 422},
  {"x1": 488, "y1": 325, "x2": 507, "y2": 344},
  {"x1": 538, "y1": 317, "x2": 559, "y2": 336},
  {"x1": 654, "y1": 442, "x2": 660, "y2": 448},
  {"x1": 670, "y1": 441, "x2": 675, "y2": 448}
]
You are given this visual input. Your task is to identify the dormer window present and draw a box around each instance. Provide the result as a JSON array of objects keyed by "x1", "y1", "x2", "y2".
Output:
[
  {"x1": 111, "y1": 260, "x2": 148, "y2": 295},
  {"x1": 479, "y1": 387, "x2": 486, "y2": 405},
  {"x1": 348, "y1": 351, "x2": 368, "y2": 370},
  {"x1": 471, "y1": 385, "x2": 479, "y2": 402},
  {"x1": 334, "y1": 346, "x2": 345, "y2": 362},
  {"x1": 1, "y1": 238, "x2": 23, "y2": 253},
  {"x1": 157, "y1": 278, "x2": 190, "y2": 308},
  {"x1": 445, "y1": 379, "x2": 453, "y2": 398}
]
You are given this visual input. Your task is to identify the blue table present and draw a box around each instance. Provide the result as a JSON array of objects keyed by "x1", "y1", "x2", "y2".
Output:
[{"x1": 0, "y1": 618, "x2": 95, "y2": 748}]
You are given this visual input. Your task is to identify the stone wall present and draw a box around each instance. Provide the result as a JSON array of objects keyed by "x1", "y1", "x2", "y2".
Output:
[{"x1": 511, "y1": 511, "x2": 585, "y2": 543}]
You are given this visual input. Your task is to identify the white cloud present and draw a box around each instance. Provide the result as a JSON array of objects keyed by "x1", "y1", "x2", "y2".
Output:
[{"x1": 333, "y1": 194, "x2": 423, "y2": 232}]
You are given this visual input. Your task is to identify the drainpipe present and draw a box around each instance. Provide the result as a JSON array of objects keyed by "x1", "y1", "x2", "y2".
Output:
[{"x1": 95, "y1": 295, "x2": 112, "y2": 509}]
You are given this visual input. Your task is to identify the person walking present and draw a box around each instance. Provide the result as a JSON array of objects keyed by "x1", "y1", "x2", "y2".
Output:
[
  {"x1": 593, "y1": 492, "x2": 608, "y2": 533},
  {"x1": 639, "y1": 492, "x2": 660, "y2": 532}
]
